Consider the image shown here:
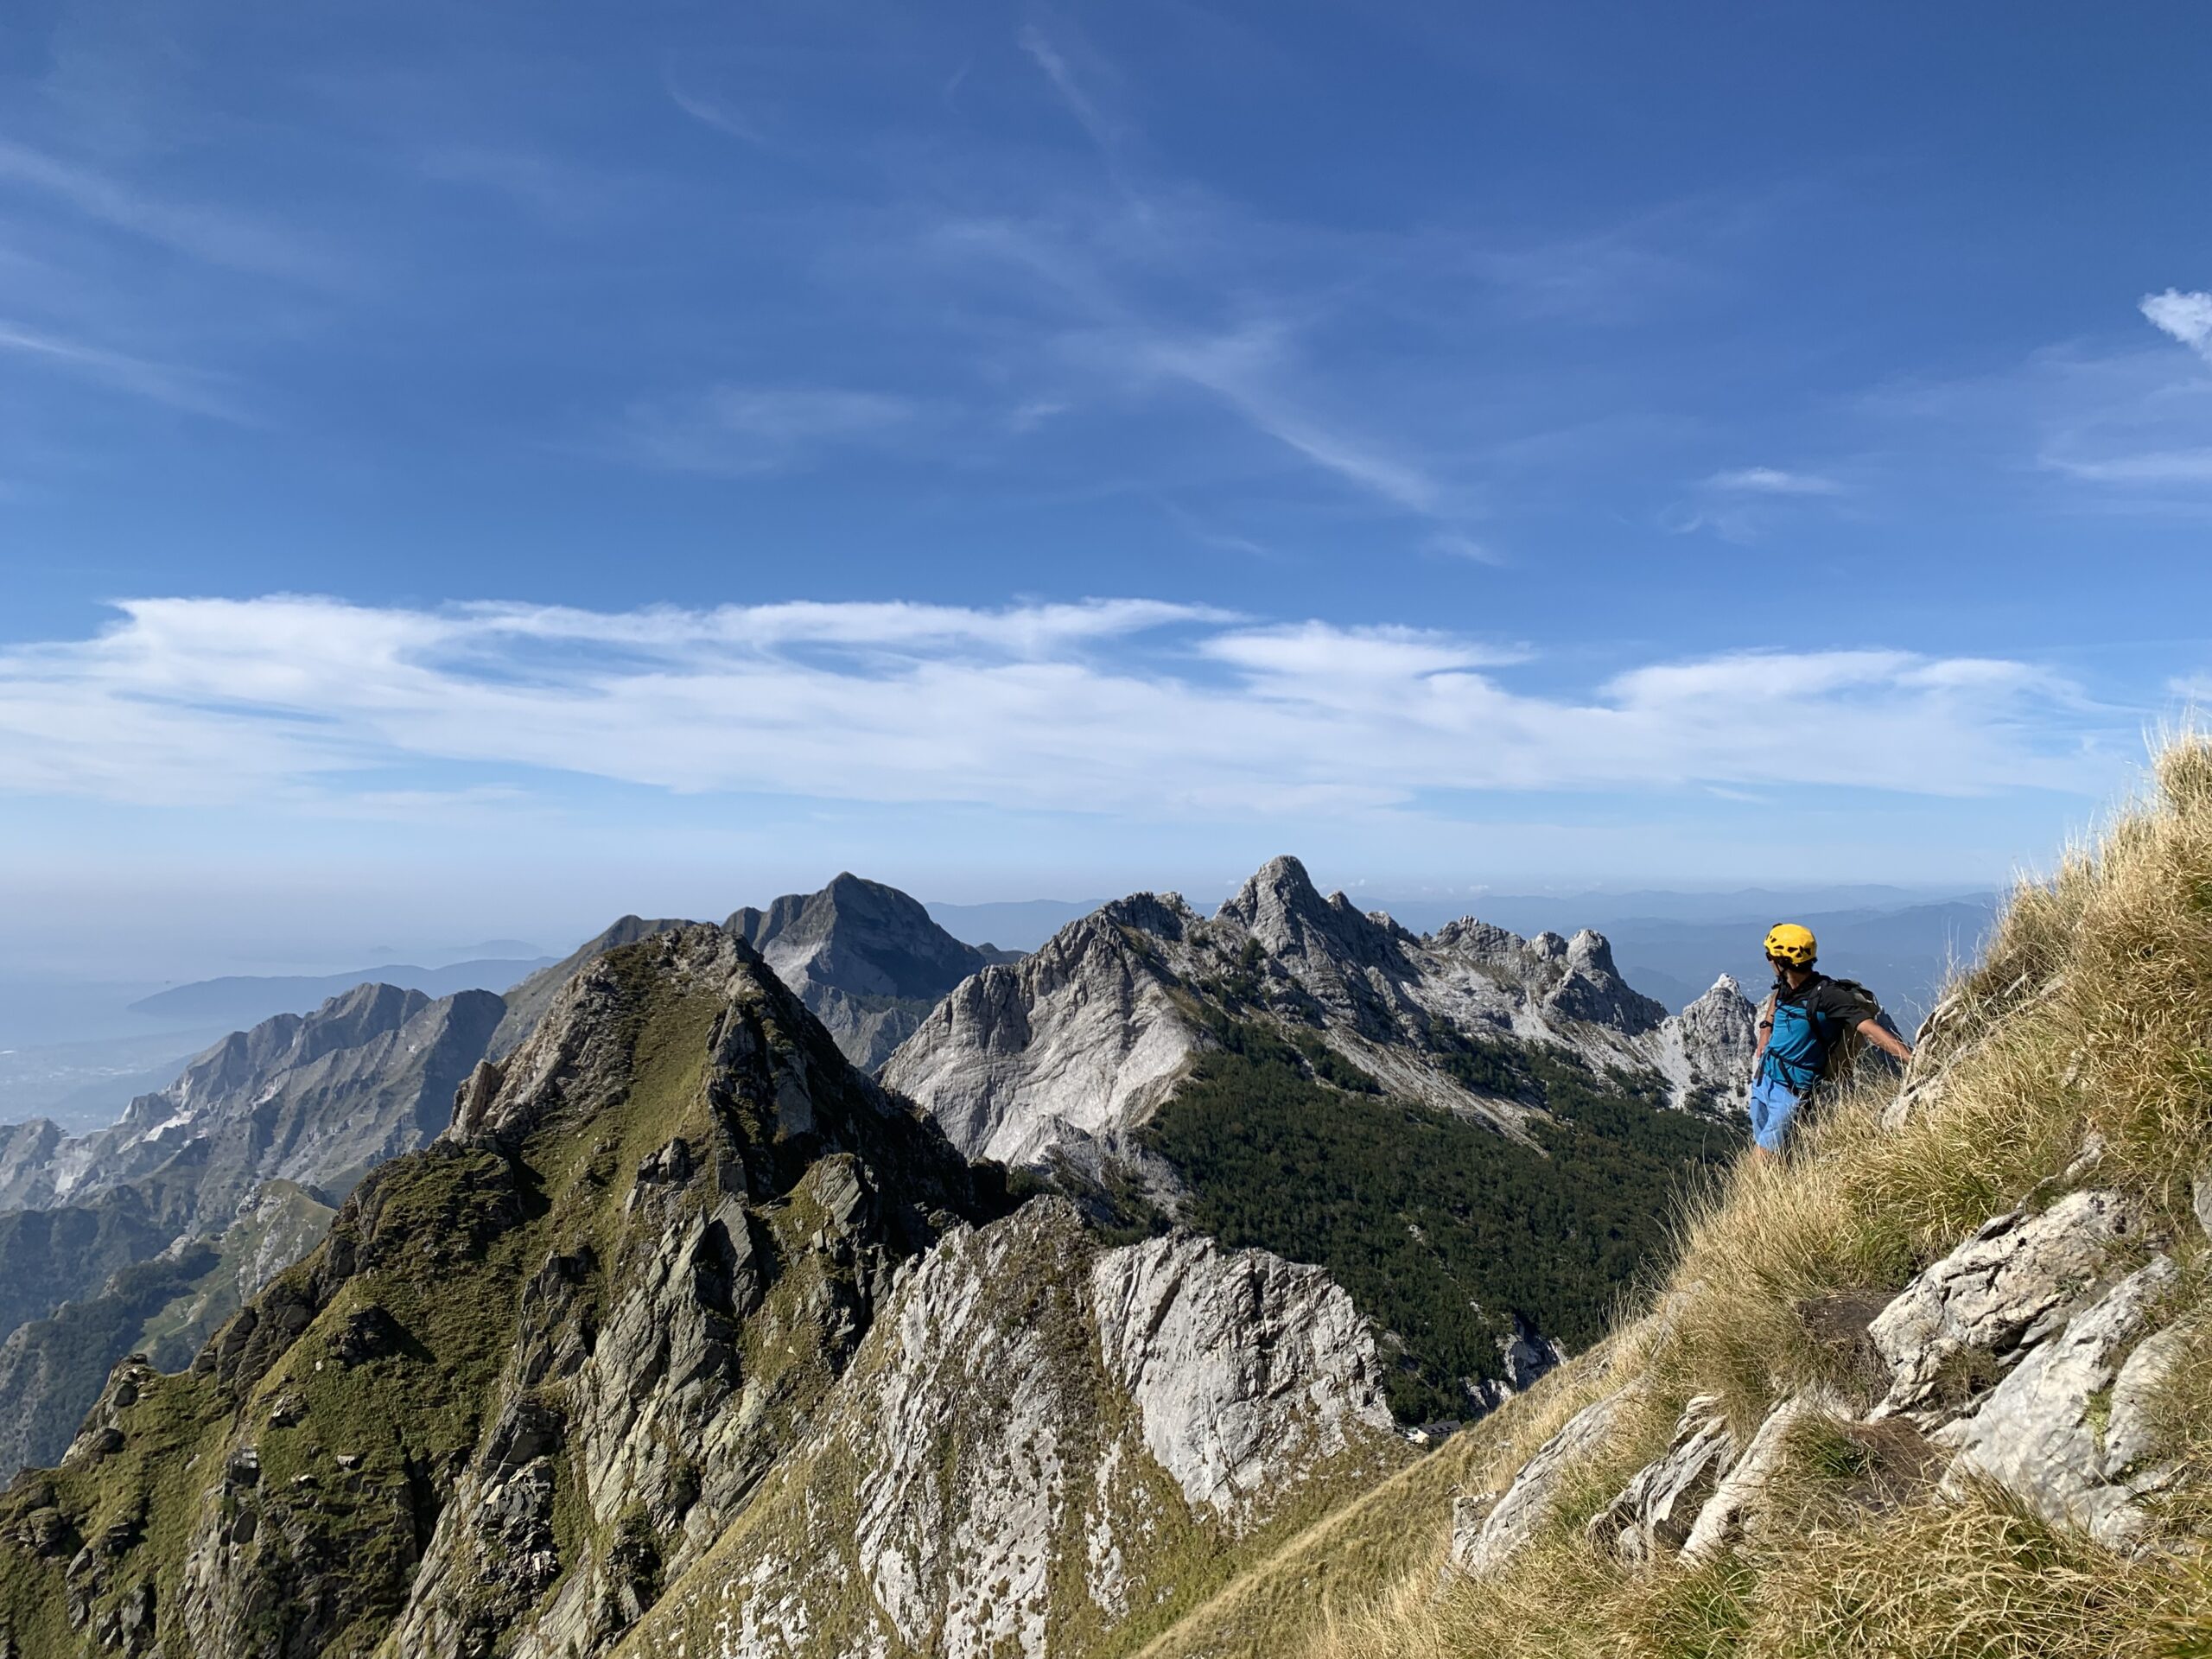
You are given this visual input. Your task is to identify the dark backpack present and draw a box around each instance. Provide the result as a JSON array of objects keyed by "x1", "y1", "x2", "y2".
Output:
[{"x1": 1818, "y1": 977, "x2": 1904, "y2": 1088}]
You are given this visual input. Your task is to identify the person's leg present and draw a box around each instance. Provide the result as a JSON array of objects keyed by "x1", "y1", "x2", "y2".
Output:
[{"x1": 1747, "y1": 1076, "x2": 1801, "y2": 1162}]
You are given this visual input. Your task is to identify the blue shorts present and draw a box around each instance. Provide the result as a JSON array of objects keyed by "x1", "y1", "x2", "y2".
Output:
[{"x1": 1747, "y1": 1073, "x2": 1802, "y2": 1153}]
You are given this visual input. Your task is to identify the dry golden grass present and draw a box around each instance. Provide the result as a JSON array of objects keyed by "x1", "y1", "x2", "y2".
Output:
[{"x1": 1151, "y1": 737, "x2": 2212, "y2": 1659}]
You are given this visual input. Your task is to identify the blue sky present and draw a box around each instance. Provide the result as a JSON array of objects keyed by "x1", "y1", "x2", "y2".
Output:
[{"x1": 3, "y1": 1, "x2": 2211, "y2": 972}]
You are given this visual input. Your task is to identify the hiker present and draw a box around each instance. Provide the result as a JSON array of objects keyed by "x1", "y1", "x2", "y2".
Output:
[{"x1": 1747, "y1": 923, "x2": 1913, "y2": 1160}]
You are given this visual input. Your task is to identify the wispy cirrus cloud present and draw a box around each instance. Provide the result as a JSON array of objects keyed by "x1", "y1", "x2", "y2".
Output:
[
  {"x1": 1705, "y1": 466, "x2": 1842, "y2": 495},
  {"x1": 1019, "y1": 23, "x2": 1120, "y2": 153},
  {"x1": 0, "y1": 595, "x2": 2114, "y2": 814},
  {"x1": 2024, "y1": 292, "x2": 2212, "y2": 494},
  {"x1": 664, "y1": 76, "x2": 773, "y2": 147},
  {"x1": 609, "y1": 385, "x2": 918, "y2": 474},
  {"x1": 1140, "y1": 324, "x2": 1440, "y2": 512},
  {"x1": 1668, "y1": 463, "x2": 1847, "y2": 540},
  {"x1": 0, "y1": 138, "x2": 334, "y2": 283},
  {"x1": 2044, "y1": 448, "x2": 2212, "y2": 484},
  {"x1": 0, "y1": 321, "x2": 244, "y2": 419}
]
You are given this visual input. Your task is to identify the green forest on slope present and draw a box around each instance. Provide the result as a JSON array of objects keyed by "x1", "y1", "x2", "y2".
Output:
[{"x1": 1141, "y1": 1021, "x2": 1742, "y2": 1422}]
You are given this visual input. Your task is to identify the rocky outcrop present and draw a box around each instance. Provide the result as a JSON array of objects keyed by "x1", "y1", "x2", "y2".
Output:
[
  {"x1": 1443, "y1": 1172, "x2": 2201, "y2": 1592},
  {"x1": 1935, "y1": 1255, "x2": 2184, "y2": 1549},
  {"x1": 1090, "y1": 1229, "x2": 1398, "y2": 1523},
  {"x1": 1586, "y1": 1396, "x2": 1736, "y2": 1566},
  {"x1": 880, "y1": 896, "x2": 1204, "y2": 1166},
  {"x1": 1449, "y1": 1388, "x2": 1635, "y2": 1578},
  {"x1": 1679, "y1": 1395, "x2": 1824, "y2": 1563},
  {"x1": 887, "y1": 855, "x2": 1754, "y2": 1169},
  {"x1": 1645, "y1": 976, "x2": 1760, "y2": 1112},
  {"x1": 1868, "y1": 1190, "x2": 2145, "y2": 1421},
  {"x1": 488, "y1": 913, "x2": 689, "y2": 1058},
  {"x1": 619, "y1": 1200, "x2": 1404, "y2": 1659}
]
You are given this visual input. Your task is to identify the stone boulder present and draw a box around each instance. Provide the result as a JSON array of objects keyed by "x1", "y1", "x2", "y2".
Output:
[{"x1": 1680, "y1": 1395, "x2": 1821, "y2": 1563}]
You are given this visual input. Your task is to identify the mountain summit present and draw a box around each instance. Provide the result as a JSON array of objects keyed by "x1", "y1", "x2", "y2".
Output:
[
  {"x1": 727, "y1": 872, "x2": 997, "y2": 1069},
  {"x1": 491, "y1": 876, "x2": 1001, "y2": 1073}
]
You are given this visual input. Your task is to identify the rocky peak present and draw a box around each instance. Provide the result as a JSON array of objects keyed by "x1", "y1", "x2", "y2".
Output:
[
  {"x1": 892, "y1": 862, "x2": 1758, "y2": 1173},
  {"x1": 1214, "y1": 855, "x2": 1408, "y2": 974},
  {"x1": 1539, "y1": 929, "x2": 1667, "y2": 1034},
  {"x1": 728, "y1": 872, "x2": 982, "y2": 996}
]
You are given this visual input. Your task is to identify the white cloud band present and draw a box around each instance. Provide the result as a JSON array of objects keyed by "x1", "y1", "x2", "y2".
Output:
[{"x1": 0, "y1": 595, "x2": 2107, "y2": 813}]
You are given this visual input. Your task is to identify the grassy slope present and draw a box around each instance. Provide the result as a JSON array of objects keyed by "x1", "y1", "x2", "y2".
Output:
[{"x1": 1147, "y1": 741, "x2": 2212, "y2": 1659}]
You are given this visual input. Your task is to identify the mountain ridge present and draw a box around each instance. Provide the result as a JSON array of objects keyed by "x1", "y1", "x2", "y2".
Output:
[{"x1": 887, "y1": 853, "x2": 1755, "y2": 1170}]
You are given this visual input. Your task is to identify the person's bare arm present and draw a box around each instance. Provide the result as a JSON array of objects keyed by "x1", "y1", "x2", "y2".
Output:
[
  {"x1": 1857, "y1": 1017, "x2": 1913, "y2": 1062},
  {"x1": 1751, "y1": 994, "x2": 1774, "y2": 1077}
]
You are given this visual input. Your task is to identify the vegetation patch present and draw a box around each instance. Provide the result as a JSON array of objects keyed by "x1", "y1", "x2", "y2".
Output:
[{"x1": 1142, "y1": 1032, "x2": 1738, "y2": 1422}]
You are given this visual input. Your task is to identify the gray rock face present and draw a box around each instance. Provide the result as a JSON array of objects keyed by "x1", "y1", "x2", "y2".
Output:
[
  {"x1": 887, "y1": 855, "x2": 1754, "y2": 1169},
  {"x1": 0, "y1": 983, "x2": 503, "y2": 1225},
  {"x1": 881, "y1": 897, "x2": 1205, "y2": 1167},
  {"x1": 1448, "y1": 1387, "x2": 1635, "y2": 1578},
  {"x1": 1935, "y1": 1255, "x2": 2183, "y2": 1550},
  {"x1": 728, "y1": 873, "x2": 995, "y2": 1071},
  {"x1": 1869, "y1": 1190, "x2": 2145, "y2": 1421},
  {"x1": 622, "y1": 1201, "x2": 1402, "y2": 1659},
  {"x1": 1647, "y1": 976, "x2": 1760, "y2": 1111},
  {"x1": 0, "y1": 1121, "x2": 64, "y2": 1213},
  {"x1": 1586, "y1": 1395, "x2": 1736, "y2": 1567},
  {"x1": 1090, "y1": 1230, "x2": 1397, "y2": 1523}
]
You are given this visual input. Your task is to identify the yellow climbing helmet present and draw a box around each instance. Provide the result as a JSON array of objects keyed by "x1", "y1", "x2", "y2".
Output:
[{"x1": 1764, "y1": 922, "x2": 1818, "y2": 967}]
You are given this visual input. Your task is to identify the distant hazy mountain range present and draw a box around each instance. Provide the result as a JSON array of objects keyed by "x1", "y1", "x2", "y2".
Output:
[{"x1": 124, "y1": 955, "x2": 557, "y2": 1027}]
